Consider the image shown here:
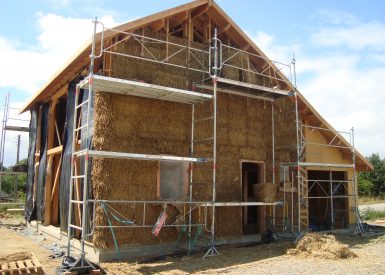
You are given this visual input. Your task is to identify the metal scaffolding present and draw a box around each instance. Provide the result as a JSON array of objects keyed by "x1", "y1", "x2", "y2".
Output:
[
  {"x1": 67, "y1": 19, "x2": 310, "y2": 270},
  {"x1": 275, "y1": 91, "x2": 364, "y2": 238},
  {"x1": 0, "y1": 93, "x2": 29, "y2": 199}
]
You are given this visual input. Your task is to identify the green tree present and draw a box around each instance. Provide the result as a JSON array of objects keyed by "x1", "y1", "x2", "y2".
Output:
[
  {"x1": 358, "y1": 153, "x2": 385, "y2": 197},
  {"x1": 0, "y1": 158, "x2": 27, "y2": 198}
]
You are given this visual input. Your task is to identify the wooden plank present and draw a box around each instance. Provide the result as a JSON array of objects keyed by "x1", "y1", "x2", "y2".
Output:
[
  {"x1": 31, "y1": 255, "x2": 43, "y2": 270},
  {"x1": 23, "y1": 260, "x2": 34, "y2": 270},
  {"x1": 51, "y1": 83, "x2": 68, "y2": 100},
  {"x1": 51, "y1": 154, "x2": 62, "y2": 202},
  {"x1": 16, "y1": 261, "x2": 26, "y2": 270},
  {"x1": 47, "y1": 145, "x2": 63, "y2": 156},
  {"x1": 192, "y1": 4, "x2": 209, "y2": 20},
  {"x1": 1, "y1": 263, "x2": 9, "y2": 271},
  {"x1": 44, "y1": 99, "x2": 58, "y2": 226},
  {"x1": 166, "y1": 19, "x2": 169, "y2": 58},
  {"x1": 33, "y1": 162, "x2": 39, "y2": 205},
  {"x1": 51, "y1": 154, "x2": 62, "y2": 224},
  {"x1": 218, "y1": 23, "x2": 231, "y2": 35},
  {"x1": 9, "y1": 262, "x2": 18, "y2": 271},
  {"x1": 43, "y1": 155, "x2": 53, "y2": 225}
]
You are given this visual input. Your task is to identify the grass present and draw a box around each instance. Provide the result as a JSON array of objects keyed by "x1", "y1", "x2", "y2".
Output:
[
  {"x1": 358, "y1": 196, "x2": 385, "y2": 205},
  {"x1": 360, "y1": 208, "x2": 385, "y2": 221},
  {"x1": 0, "y1": 202, "x2": 24, "y2": 213}
]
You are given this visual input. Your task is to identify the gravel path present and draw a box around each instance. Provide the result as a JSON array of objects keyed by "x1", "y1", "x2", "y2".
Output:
[
  {"x1": 359, "y1": 203, "x2": 385, "y2": 212},
  {"x1": 103, "y1": 234, "x2": 385, "y2": 274}
]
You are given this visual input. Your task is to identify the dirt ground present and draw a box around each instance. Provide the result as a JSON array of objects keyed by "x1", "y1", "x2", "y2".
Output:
[
  {"x1": 1, "y1": 215, "x2": 385, "y2": 274},
  {"x1": 0, "y1": 215, "x2": 62, "y2": 274},
  {"x1": 101, "y1": 233, "x2": 385, "y2": 275}
]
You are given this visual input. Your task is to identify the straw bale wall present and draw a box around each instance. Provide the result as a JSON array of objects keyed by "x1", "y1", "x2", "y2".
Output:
[{"x1": 90, "y1": 29, "x2": 297, "y2": 248}]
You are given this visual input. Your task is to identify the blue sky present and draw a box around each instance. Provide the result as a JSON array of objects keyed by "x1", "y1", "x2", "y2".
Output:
[{"x1": 1, "y1": 0, "x2": 385, "y2": 166}]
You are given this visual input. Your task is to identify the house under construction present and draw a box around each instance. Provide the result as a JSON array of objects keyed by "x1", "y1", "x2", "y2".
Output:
[{"x1": 21, "y1": 0, "x2": 372, "y2": 267}]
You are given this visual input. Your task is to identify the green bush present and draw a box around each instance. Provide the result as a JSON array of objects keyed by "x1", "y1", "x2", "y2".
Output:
[{"x1": 360, "y1": 207, "x2": 385, "y2": 221}]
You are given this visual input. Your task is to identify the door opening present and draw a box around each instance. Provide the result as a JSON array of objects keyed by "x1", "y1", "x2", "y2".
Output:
[
  {"x1": 308, "y1": 170, "x2": 348, "y2": 231},
  {"x1": 242, "y1": 162, "x2": 264, "y2": 235}
]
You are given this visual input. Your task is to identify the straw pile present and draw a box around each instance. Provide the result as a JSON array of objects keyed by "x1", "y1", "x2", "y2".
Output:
[
  {"x1": 287, "y1": 233, "x2": 357, "y2": 259},
  {"x1": 0, "y1": 252, "x2": 32, "y2": 264},
  {"x1": 253, "y1": 183, "x2": 278, "y2": 203}
]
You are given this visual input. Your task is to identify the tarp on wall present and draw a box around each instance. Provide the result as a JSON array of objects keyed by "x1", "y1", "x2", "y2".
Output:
[
  {"x1": 25, "y1": 107, "x2": 38, "y2": 221},
  {"x1": 59, "y1": 79, "x2": 94, "y2": 233},
  {"x1": 36, "y1": 102, "x2": 50, "y2": 222},
  {"x1": 59, "y1": 81, "x2": 76, "y2": 232}
]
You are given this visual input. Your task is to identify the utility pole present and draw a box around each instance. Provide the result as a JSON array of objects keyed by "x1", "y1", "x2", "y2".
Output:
[{"x1": 16, "y1": 135, "x2": 20, "y2": 164}]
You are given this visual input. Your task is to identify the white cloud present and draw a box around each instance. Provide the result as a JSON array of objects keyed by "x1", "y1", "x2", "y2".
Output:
[
  {"x1": 0, "y1": 13, "x2": 119, "y2": 94},
  {"x1": 249, "y1": 11, "x2": 385, "y2": 158},
  {"x1": 312, "y1": 22, "x2": 385, "y2": 51},
  {"x1": 0, "y1": 13, "x2": 120, "y2": 166},
  {"x1": 316, "y1": 9, "x2": 360, "y2": 26}
]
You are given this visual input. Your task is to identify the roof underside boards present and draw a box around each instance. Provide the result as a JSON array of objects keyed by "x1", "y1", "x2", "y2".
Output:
[{"x1": 20, "y1": 0, "x2": 373, "y2": 171}]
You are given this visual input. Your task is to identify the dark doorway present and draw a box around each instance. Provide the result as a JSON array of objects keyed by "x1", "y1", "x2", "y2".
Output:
[
  {"x1": 242, "y1": 162, "x2": 263, "y2": 234},
  {"x1": 308, "y1": 170, "x2": 348, "y2": 231}
]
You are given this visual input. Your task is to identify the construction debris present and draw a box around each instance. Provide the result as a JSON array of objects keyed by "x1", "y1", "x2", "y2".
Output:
[{"x1": 287, "y1": 233, "x2": 357, "y2": 259}]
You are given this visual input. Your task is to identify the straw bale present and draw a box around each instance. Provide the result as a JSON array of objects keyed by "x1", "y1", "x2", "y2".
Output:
[
  {"x1": 220, "y1": 47, "x2": 256, "y2": 84},
  {"x1": 253, "y1": 183, "x2": 278, "y2": 203},
  {"x1": 287, "y1": 233, "x2": 357, "y2": 259},
  {"x1": 110, "y1": 27, "x2": 207, "y2": 90}
]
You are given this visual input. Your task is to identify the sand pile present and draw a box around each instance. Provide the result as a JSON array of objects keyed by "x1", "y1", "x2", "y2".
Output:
[{"x1": 287, "y1": 233, "x2": 357, "y2": 259}]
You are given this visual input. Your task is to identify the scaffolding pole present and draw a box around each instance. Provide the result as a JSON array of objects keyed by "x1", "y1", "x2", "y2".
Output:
[
  {"x1": 294, "y1": 90, "x2": 301, "y2": 236},
  {"x1": 188, "y1": 104, "x2": 194, "y2": 254},
  {"x1": 204, "y1": 27, "x2": 219, "y2": 258}
]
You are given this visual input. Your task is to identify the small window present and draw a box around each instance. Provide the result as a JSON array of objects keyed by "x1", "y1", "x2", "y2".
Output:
[{"x1": 158, "y1": 161, "x2": 189, "y2": 200}]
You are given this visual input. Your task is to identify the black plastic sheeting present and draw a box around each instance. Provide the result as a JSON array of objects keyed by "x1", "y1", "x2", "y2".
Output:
[
  {"x1": 36, "y1": 102, "x2": 50, "y2": 222},
  {"x1": 59, "y1": 79, "x2": 94, "y2": 232},
  {"x1": 25, "y1": 107, "x2": 38, "y2": 222},
  {"x1": 59, "y1": 81, "x2": 76, "y2": 232}
]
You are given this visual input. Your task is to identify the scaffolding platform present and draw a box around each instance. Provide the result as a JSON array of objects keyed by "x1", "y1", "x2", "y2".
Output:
[
  {"x1": 75, "y1": 150, "x2": 210, "y2": 163},
  {"x1": 79, "y1": 75, "x2": 213, "y2": 104},
  {"x1": 4, "y1": 125, "x2": 29, "y2": 132},
  {"x1": 196, "y1": 77, "x2": 291, "y2": 101}
]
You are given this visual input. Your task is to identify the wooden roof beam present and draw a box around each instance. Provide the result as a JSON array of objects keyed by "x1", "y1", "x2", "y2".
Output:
[
  {"x1": 151, "y1": 18, "x2": 165, "y2": 32},
  {"x1": 192, "y1": 4, "x2": 209, "y2": 20},
  {"x1": 194, "y1": 29, "x2": 204, "y2": 42},
  {"x1": 170, "y1": 11, "x2": 189, "y2": 29},
  {"x1": 218, "y1": 23, "x2": 231, "y2": 35}
]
